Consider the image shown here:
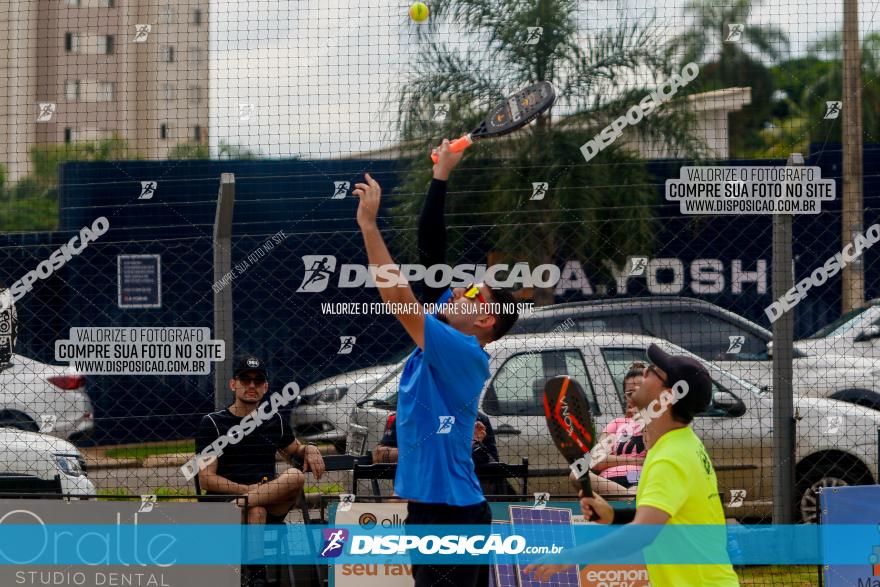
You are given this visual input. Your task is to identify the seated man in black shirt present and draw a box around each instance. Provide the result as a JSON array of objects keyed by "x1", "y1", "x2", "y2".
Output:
[{"x1": 195, "y1": 355, "x2": 326, "y2": 524}]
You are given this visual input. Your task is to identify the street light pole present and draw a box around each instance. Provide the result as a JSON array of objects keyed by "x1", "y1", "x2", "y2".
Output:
[{"x1": 842, "y1": 0, "x2": 865, "y2": 312}]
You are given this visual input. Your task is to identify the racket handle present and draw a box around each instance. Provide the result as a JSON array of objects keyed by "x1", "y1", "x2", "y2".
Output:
[
  {"x1": 430, "y1": 135, "x2": 474, "y2": 163},
  {"x1": 579, "y1": 476, "x2": 601, "y2": 522},
  {"x1": 579, "y1": 476, "x2": 594, "y2": 498}
]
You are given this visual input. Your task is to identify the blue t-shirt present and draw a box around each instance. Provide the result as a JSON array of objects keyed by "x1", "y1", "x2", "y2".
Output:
[{"x1": 394, "y1": 289, "x2": 491, "y2": 506}]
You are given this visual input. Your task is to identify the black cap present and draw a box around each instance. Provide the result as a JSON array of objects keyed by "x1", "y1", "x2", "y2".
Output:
[
  {"x1": 233, "y1": 355, "x2": 268, "y2": 379},
  {"x1": 646, "y1": 343, "x2": 712, "y2": 417}
]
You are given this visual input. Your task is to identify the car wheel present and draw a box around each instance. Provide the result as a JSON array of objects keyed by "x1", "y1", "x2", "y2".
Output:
[
  {"x1": 0, "y1": 410, "x2": 39, "y2": 433},
  {"x1": 796, "y1": 464, "x2": 862, "y2": 523}
]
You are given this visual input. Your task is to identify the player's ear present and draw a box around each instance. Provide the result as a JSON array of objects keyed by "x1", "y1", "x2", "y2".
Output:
[{"x1": 228, "y1": 378, "x2": 237, "y2": 391}]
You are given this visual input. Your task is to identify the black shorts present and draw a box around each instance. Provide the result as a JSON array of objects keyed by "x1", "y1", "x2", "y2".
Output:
[{"x1": 406, "y1": 501, "x2": 492, "y2": 587}]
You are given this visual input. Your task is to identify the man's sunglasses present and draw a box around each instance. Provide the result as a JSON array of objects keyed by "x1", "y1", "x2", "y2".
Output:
[
  {"x1": 237, "y1": 375, "x2": 267, "y2": 385},
  {"x1": 645, "y1": 364, "x2": 669, "y2": 386},
  {"x1": 463, "y1": 282, "x2": 489, "y2": 304}
]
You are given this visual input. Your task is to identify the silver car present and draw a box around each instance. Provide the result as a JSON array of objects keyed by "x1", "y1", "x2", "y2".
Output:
[
  {"x1": 291, "y1": 361, "x2": 404, "y2": 452},
  {"x1": 347, "y1": 332, "x2": 880, "y2": 522},
  {"x1": 0, "y1": 353, "x2": 93, "y2": 441}
]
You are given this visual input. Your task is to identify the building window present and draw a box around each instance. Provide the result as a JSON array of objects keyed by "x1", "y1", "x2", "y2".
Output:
[
  {"x1": 160, "y1": 123, "x2": 168, "y2": 140},
  {"x1": 65, "y1": 80, "x2": 80, "y2": 101},
  {"x1": 97, "y1": 82, "x2": 114, "y2": 102},
  {"x1": 65, "y1": 32, "x2": 78, "y2": 53},
  {"x1": 187, "y1": 84, "x2": 204, "y2": 105},
  {"x1": 164, "y1": 46, "x2": 175, "y2": 62},
  {"x1": 64, "y1": 128, "x2": 73, "y2": 143},
  {"x1": 192, "y1": 125, "x2": 201, "y2": 141},
  {"x1": 104, "y1": 35, "x2": 114, "y2": 54},
  {"x1": 192, "y1": 8, "x2": 202, "y2": 25}
]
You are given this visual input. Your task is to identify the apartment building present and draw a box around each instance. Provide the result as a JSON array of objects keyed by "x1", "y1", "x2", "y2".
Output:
[{"x1": 0, "y1": 0, "x2": 209, "y2": 182}]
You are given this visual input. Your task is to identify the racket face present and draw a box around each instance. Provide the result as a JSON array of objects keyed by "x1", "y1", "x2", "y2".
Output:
[
  {"x1": 471, "y1": 81, "x2": 556, "y2": 140},
  {"x1": 543, "y1": 375, "x2": 597, "y2": 464}
]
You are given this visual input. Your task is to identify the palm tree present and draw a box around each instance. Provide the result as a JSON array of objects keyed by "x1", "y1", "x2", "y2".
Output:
[
  {"x1": 667, "y1": 0, "x2": 789, "y2": 157},
  {"x1": 393, "y1": 0, "x2": 708, "y2": 305},
  {"x1": 802, "y1": 32, "x2": 880, "y2": 145}
]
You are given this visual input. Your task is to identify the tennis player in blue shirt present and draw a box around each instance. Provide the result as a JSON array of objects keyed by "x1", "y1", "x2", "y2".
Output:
[{"x1": 352, "y1": 140, "x2": 519, "y2": 587}]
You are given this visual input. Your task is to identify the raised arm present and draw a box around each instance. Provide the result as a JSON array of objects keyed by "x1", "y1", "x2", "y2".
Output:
[
  {"x1": 419, "y1": 140, "x2": 464, "y2": 304},
  {"x1": 354, "y1": 174, "x2": 427, "y2": 349}
]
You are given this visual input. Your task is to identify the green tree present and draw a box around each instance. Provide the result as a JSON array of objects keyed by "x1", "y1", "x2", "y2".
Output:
[
  {"x1": 168, "y1": 141, "x2": 210, "y2": 159},
  {"x1": 395, "y1": 0, "x2": 707, "y2": 305},
  {"x1": 797, "y1": 32, "x2": 880, "y2": 145},
  {"x1": 667, "y1": 0, "x2": 789, "y2": 157}
]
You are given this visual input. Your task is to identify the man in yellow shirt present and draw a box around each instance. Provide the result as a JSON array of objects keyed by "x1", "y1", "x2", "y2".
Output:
[{"x1": 525, "y1": 343, "x2": 739, "y2": 586}]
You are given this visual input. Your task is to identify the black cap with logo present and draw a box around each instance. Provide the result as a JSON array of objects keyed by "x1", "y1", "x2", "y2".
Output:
[
  {"x1": 233, "y1": 355, "x2": 268, "y2": 379},
  {"x1": 646, "y1": 343, "x2": 712, "y2": 417}
]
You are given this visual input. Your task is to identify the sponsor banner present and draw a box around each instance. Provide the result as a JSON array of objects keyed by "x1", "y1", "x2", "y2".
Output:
[
  {"x1": 580, "y1": 565, "x2": 650, "y2": 587},
  {"x1": 332, "y1": 501, "x2": 411, "y2": 587},
  {"x1": 0, "y1": 499, "x2": 239, "y2": 587},
  {"x1": 1, "y1": 516, "x2": 877, "y2": 566},
  {"x1": 821, "y1": 485, "x2": 880, "y2": 586}
]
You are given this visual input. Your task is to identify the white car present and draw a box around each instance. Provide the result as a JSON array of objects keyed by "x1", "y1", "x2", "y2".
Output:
[
  {"x1": 348, "y1": 332, "x2": 880, "y2": 522},
  {"x1": 0, "y1": 428, "x2": 96, "y2": 496},
  {"x1": 511, "y1": 297, "x2": 880, "y2": 410},
  {"x1": 291, "y1": 361, "x2": 404, "y2": 452},
  {"x1": 0, "y1": 353, "x2": 93, "y2": 441},
  {"x1": 796, "y1": 300, "x2": 880, "y2": 367}
]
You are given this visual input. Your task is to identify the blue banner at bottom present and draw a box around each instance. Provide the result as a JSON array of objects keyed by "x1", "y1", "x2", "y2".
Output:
[{"x1": 0, "y1": 523, "x2": 875, "y2": 566}]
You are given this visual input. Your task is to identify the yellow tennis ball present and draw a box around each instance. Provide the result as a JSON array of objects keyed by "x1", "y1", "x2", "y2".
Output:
[{"x1": 409, "y1": 2, "x2": 429, "y2": 22}]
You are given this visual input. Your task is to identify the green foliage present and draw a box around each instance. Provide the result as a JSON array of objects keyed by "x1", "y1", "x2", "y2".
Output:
[
  {"x1": 394, "y1": 0, "x2": 707, "y2": 303},
  {"x1": 168, "y1": 141, "x2": 210, "y2": 160},
  {"x1": 667, "y1": 0, "x2": 790, "y2": 158},
  {"x1": 29, "y1": 135, "x2": 133, "y2": 190}
]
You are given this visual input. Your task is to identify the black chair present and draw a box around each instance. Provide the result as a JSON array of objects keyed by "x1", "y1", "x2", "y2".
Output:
[
  {"x1": 191, "y1": 458, "x2": 315, "y2": 587},
  {"x1": 350, "y1": 462, "x2": 396, "y2": 496},
  {"x1": 350, "y1": 458, "x2": 530, "y2": 497},
  {"x1": 475, "y1": 458, "x2": 529, "y2": 497}
]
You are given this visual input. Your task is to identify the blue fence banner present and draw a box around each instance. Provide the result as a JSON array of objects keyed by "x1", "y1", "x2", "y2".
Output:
[
  {"x1": 822, "y1": 485, "x2": 880, "y2": 586},
  {"x1": 0, "y1": 521, "x2": 877, "y2": 566}
]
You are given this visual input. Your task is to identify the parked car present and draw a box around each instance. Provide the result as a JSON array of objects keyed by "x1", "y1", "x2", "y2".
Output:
[
  {"x1": 795, "y1": 299, "x2": 880, "y2": 363},
  {"x1": 0, "y1": 353, "x2": 93, "y2": 441},
  {"x1": 510, "y1": 296, "x2": 880, "y2": 409},
  {"x1": 291, "y1": 361, "x2": 404, "y2": 452},
  {"x1": 0, "y1": 428, "x2": 96, "y2": 496},
  {"x1": 347, "y1": 332, "x2": 880, "y2": 522}
]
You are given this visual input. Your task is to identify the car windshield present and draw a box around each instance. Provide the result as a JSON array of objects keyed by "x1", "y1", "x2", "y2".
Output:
[
  {"x1": 649, "y1": 340, "x2": 764, "y2": 396},
  {"x1": 364, "y1": 362, "x2": 405, "y2": 405},
  {"x1": 808, "y1": 305, "x2": 875, "y2": 339}
]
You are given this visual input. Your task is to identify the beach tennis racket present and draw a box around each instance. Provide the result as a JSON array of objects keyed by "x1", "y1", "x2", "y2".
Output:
[
  {"x1": 543, "y1": 375, "x2": 598, "y2": 498},
  {"x1": 430, "y1": 81, "x2": 556, "y2": 163}
]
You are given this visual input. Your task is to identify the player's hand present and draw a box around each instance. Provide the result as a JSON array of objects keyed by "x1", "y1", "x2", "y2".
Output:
[
  {"x1": 473, "y1": 420, "x2": 487, "y2": 443},
  {"x1": 302, "y1": 445, "x2": 326, "y2": 479},
  {"x1": 352, "y1": 173, "x2": 381, "y2": 228},
  {"x1": 432, "y1": 139, "x2": 464, "y2": 180},
  {"x1": 581, "y1": 490, "x2": 614, "y2": 524},
  {"x1": 523, "y1": 563, "x2": 577, "y2": 582}
]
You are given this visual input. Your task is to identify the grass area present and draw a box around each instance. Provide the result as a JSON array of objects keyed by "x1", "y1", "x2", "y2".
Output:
[
  {"x1": 97, "y1": 484, "x2": 344, "y2": 500},
  {"x1": 304, "y1": 483, "x2": 344, "y2": 495},
  {"x1": 737, "y1": 565, "x2": 819, "y2": 586},
  {"x1": 96, "y1": 487, "x2": 195, "y2": 501},
  {"x1": 103, "y1": 440, "x2": 195, "y2": 460}
]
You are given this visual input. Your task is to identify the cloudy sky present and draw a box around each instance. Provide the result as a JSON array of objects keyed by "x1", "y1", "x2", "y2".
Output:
[{"x1": 209, "y1": 0, "x2": 880, "y2": 159}]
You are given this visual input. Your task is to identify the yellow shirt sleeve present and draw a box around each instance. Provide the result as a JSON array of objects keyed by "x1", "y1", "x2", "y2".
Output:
[{"x1": 637, "y1": 457, "x2": 689, "y2": 518}]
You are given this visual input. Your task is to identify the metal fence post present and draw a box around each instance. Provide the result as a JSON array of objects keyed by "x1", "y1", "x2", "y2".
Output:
[
  {"x1": 772, "y1": 154, "x2": 800, "y2": 523},
  {"x1": 214, "y1": 173, "x2": 235, "y2": 411}
]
